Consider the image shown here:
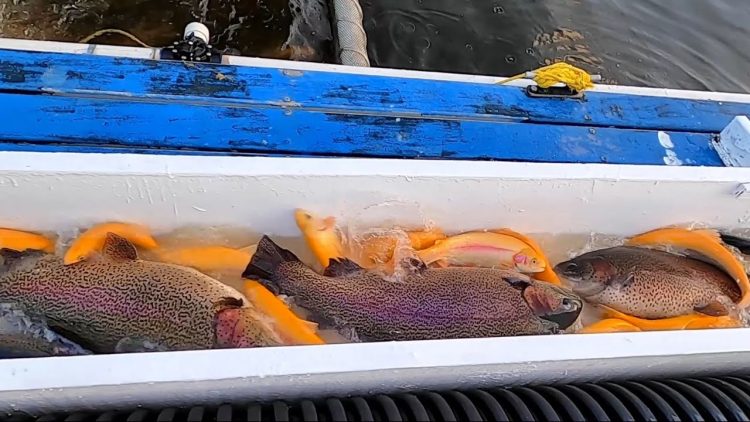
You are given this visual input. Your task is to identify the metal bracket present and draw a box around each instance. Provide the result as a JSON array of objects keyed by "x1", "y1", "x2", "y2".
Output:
[
  {"x1": 715, "y1": 116, "x2": 750, "y2": 167},
  {"x1": 525, "y1": 84, "x2": 584, "y2": 99}
]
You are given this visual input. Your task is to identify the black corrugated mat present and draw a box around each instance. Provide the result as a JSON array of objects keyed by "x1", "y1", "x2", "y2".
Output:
[{"x1": 6, "y1": 375, "x2": 750, "y2": 421}]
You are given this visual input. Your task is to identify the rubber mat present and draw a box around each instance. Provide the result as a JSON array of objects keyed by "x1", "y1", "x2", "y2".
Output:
[{"x1": 6, "y1": 375, "x2": 750, "y2": 421}]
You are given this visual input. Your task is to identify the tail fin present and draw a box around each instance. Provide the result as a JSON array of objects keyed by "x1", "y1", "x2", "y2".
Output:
[
  {"x1": 242, "y1": 235, "x2": 301, "y2": 281},
  {"x1": 720, "y1": 233, "x2": 750, "y2": 255}
]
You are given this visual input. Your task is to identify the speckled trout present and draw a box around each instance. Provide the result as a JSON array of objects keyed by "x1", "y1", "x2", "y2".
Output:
[
  {"x1": 0, "y1": 233, "x2": 283, "y2": 354},
  {"x1": 243, "y1": 236, "x2": 583, "y2": 341}
]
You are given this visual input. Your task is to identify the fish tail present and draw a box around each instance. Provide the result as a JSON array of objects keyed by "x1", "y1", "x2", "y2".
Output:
[
  {"x1": 242, "y1": 236, "x2": 301, "y2": 282},
  {"x1": 720, "y1": 233, "x2": 750, "y2": 255}
]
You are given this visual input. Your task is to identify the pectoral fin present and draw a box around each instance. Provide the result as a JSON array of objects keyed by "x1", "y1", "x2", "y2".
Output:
[
  {"x1": 578, "y1": 318, "x2": 641, "y2": 334},
  {"x1": 694, "y1": 297, "x2": 732, "y2": 317},
  {"x1": 612, "y1": 273, "x2": 635, "y2": 290},
  {"x1": 115, "y1": 337, "x2": 169, "y2": 353}
]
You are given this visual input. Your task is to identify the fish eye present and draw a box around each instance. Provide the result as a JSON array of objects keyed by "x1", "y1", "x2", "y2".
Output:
[{"x1": 564, "y1": 263, "x2": 578, "y2": 272}]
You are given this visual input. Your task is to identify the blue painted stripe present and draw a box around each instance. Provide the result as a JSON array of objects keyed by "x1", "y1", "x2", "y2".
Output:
[
  {"x1": 0, "y1": 93, "x2": 723, "y2": 166},
  {"x1": 0, "y1": 49, "x2": 748, "y2": 134}
]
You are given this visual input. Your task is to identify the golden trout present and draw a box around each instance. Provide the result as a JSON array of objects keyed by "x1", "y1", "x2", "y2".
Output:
[
  {"x1": 417, "y1": 231, "x2": 546, "y2": 273},
  {"x1": 243, "y1": 236, "x2": 583, "y2": 341}
]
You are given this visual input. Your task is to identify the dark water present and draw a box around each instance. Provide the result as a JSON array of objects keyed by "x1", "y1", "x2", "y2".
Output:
[
  {"x1": 0, "y1": 0, "x2": 332, "y2": 61},
  {"x1": 361, "y1": 0, "x2": 750, "y2": 93}
]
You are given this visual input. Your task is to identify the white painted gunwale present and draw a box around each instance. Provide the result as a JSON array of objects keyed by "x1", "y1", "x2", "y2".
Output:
[{"x1": 1, "y1": 37, "x2": 750, "y2": 103}]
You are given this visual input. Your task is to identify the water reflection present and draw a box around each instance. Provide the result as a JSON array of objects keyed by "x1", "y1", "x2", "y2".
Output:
[
  {"x1": 0, "y1": 0, "x2": 332, "y2": 61},
  {"x1": 362, "y1": 0, "x2": 750, "y2": 92}
]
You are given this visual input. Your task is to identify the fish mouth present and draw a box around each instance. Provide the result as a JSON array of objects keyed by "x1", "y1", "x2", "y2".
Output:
[
  {"x1": 540, "y1": 304, "x2": 583, "y2": 330},
  {"x1": 520, "y1": 284, "x2": 584, "y2": 330}
]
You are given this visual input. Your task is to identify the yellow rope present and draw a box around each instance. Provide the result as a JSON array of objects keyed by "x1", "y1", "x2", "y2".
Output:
[
  {"x1": 79, "y1": 29, "x2": 152, "y2": 49},
  {"x1": 497, "y1": 62, "x2": 595, "y2": 92}
]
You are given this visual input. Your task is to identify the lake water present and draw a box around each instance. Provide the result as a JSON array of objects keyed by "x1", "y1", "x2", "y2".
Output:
[
  {"x1": 0, "y1": 0, "x2": 333, "y2": 61},
  {"x1": 361, "y1": 0, "x2": 750, "y2": 93},
  {"x1": 0, "y1": 0, "x2": 748, "y2": 92}
]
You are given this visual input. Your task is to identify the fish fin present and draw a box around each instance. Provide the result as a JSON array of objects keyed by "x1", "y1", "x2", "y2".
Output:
[
  {"x1": 238, "y1": 244, "x2": 258, "y2": 254},
  {"x1": 0, "y1": 248, "x2": 45, "y2": 275},
  {"x1": 539, "y1": 318, "x2": 562, "y2": 334},
  {"x1": 101, "y1": 233, "x2": 139, "y2": 261},
  {"x1": 115, "y1": 337, "x2": 169, "y2": 353},
  {"x1": 242, "y1": 236, "x2": 300, "y2": 281},
  {"x1": 432, "y1": 259, "x2": 449, "y2": 268},
  {"x1": 611, "y1": 273, "x2": 635, "y2": 290},
  {"x1": 0, "y1": 302, "x2": 92, "y2": 357},
  {"x1": 694, "y1": 297, "x2": 732, "y2": 317},
  {"x1": 299, "y1": 319, "x2": 319, "y2": 331},
  {"x1": 337, "y1": 325, "x2": 364, "y2": 342},
  {"x1": 503, "y1": 273, "x2": 532, "y2": 291},
  {"x1": 323, "y1": 257, "x2": 364, "y2": 277},
  {"x1": 212, "y1": 296, "x2": 244, "y2": 312},
  {"x1": 406, "y1": 257, "x2": 428, "y2": 274},
  {"x1": 720, "y1": 233, "x2": 750, "y2": 255}
]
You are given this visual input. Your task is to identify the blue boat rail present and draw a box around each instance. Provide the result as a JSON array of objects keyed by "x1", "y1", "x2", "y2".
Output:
[{"x1": 0, "y1": 38, "x2": 748, "y2": 166}]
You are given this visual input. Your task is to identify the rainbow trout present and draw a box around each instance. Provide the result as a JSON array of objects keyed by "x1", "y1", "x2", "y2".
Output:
[
  {"x1": 242, "y1": 236, "x2": 583, "y2": 341},
  {"x1": 0, "y1": 233, "x2": 283, "y2": 354},
  {"x1": 555, "y1": 246, "x2": 741, "y2": 319}
]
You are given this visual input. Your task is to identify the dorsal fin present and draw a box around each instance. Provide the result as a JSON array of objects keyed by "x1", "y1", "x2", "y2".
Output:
[
  {"x1": 101, "y1": 233, "x2": 139, "y2": 261},
  {"x1": 323, "y1": 258, "x2": 364, "y2": 277}
]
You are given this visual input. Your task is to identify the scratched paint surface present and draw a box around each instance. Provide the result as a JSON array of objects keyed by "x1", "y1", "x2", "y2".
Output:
[
  {"x1": 0, "y1": 92, "x2": 722, "y2": 166},
  {"x1": 0, "y1": 48, "x2": 738, "y2": 165},
  {"x1": 1, "y1": 50, "x2": 749, "y2": 134}
]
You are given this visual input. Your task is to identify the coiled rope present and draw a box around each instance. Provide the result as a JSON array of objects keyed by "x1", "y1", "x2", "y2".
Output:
[{"x1": 497, "y1": 62, "x2": 598, "y2": 92}]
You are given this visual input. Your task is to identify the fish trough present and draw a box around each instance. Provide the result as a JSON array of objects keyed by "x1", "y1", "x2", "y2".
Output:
[{"x1": 0, "y1": 31, "x2": 749, "y2": 417}]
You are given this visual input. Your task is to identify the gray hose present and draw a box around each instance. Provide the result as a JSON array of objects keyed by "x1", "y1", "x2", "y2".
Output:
[{"x1": 332, "y1": 0, "x2": 370, "y2": 66}]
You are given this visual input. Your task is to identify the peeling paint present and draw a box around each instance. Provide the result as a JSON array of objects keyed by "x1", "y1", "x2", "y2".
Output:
[
  {"x1": 657, "y1": 131, "x2": 674, "y2": 149},
  {"x1": 658, "y1": 131, "x2": 682, "y2": 166}
]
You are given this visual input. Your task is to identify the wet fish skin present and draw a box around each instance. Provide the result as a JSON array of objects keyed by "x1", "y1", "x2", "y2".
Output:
[
  {"x1": 243, "y1": 236, "x2": 583, "y2": 341},
  {"x1": 0, "y1": 235, "x2": 283, "y2": 353},
  {"x1": 554, "y1": 246, "x2": 741, "y2": 319},
  {"x1": 0, "y1": 302, "x2": 91, "y2": 358}
]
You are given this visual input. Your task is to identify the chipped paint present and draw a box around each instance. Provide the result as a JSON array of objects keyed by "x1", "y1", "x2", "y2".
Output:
[
  {"x1": 657, "y1": 131, "x2": 674, "y2": 149},
  {"x1": 0, "y1": 48, "x2": 740, "y2": 166},
  {"x1": 657, "y1": 131, "x2": 683, "y2": 166}
]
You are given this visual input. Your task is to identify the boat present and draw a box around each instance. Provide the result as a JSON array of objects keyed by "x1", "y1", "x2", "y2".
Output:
[{"x1": 0, "y1": 20, "x2": 749, "y2": 415}]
